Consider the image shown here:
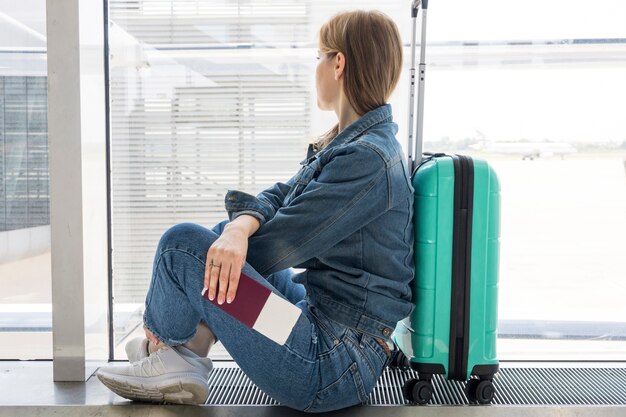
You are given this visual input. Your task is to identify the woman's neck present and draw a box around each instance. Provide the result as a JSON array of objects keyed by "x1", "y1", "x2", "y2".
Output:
[{"x1": 336, "y1": 95, "x2": 360, "y2": 133}]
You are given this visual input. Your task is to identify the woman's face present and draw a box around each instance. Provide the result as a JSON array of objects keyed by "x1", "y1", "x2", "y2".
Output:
[{"x1": 315, "y1": 50, "x2": 339, "y2": 111}]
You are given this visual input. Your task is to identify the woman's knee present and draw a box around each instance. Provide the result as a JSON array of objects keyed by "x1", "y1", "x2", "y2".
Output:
[
  {"x1": 157, "y1": 222, "x2": 190, "y2": 251},
  {"x1": 158, "y1": 222, "x2": 217, "y2": 252}
]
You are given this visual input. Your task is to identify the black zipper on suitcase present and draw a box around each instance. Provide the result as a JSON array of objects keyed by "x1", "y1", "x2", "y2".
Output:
[{"x1": 448, "y1": 155, "x2": 474, "y2": 381}]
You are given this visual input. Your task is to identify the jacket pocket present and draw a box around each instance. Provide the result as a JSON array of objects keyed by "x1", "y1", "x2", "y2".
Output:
[{"x1": 284, "y1": 164, "x2": 317, "y2": 206}]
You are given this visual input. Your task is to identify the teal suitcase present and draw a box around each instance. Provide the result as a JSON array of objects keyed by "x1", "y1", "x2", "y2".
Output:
[
  {"x1": 392, "y1": 153, "x2": 501, "y2": 404},
  {"x1": 391, "y1": 1, "x2": 500, "y2": 405}
]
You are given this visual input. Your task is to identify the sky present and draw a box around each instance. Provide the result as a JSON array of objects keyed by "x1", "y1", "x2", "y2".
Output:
[
  {"x1": 2, "y1": 0, "x2": 625, "y2": 145},
  {"x1": 395, "y1": 0, "x2": 626, "y2": 43},
  {"x1": 2, "y1": 0, "x2": 626, "y2": 46}
]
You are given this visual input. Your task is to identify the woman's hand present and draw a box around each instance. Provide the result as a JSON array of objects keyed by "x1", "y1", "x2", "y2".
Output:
[
  {"x1": 204, "y1": 215, "x2": 260, "y2": 304},
  {"x1": 204, "y1": 226, "x2": 247, "y2": 304}
]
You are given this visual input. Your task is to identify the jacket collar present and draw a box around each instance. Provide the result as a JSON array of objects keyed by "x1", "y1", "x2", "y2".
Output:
[{"x1": 301, "y1": 104, "x2": 393, "y2": 165}]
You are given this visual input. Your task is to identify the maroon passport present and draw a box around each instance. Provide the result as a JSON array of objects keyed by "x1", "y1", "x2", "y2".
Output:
[{"x1": 202, "y1": 271, "x2": 272, "y2": 328}]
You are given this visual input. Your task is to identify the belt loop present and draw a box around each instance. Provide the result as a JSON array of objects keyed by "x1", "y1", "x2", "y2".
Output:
[{"x1": 358, "y1": 331, "x2": 365, "y2": 349}]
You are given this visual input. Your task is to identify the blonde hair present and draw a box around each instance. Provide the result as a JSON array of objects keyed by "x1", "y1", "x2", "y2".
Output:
[{"x1": 312, "y1": 10, "x2": 403, "y2": 151}]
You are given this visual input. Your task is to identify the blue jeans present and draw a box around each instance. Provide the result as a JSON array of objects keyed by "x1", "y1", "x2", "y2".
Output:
[{"x1": 142, "y1": 221, "x2": 392, "y2": 412}]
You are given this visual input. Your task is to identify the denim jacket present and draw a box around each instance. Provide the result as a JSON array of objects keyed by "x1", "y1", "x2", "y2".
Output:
[{"x1": 225, "y1": 104, "x2": 415, "y2": 339}]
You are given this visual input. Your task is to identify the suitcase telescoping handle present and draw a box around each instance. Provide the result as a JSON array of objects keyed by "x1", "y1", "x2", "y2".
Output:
[{"x1": 407, "y1": 0, "x2": 429, "y2": 173}]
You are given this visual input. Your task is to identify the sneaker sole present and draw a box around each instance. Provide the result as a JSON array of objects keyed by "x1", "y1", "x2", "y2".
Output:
[{"x1": 96, "y1": 371, "x2": 209, "y2": 405}]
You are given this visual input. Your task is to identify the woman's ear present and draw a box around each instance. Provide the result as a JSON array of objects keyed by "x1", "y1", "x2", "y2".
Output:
[{"x1": 334, "y1": 52, "x2": 346, "y2": 81}]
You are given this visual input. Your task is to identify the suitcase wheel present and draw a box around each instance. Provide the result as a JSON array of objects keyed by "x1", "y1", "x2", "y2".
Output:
[
  {"x1": 402, "y1": 378, "x2": 433, "y2": 405},
  {"x1": 466, "y1": 378, "x2": 495, "y2": 404},
  {"x1": 388, "y1": 350, "x2": 411, "y2": 371}
]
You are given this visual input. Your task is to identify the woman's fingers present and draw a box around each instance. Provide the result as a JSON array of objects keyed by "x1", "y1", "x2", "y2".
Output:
[
  {"x1": 208, "y1": 256, "x2": 221, "y2": 301},
  {"x1": 203, "y1": 262, "x2": 209, "y2": 294},
  {"x1": 206, "y1": 247, "x2": 235, "y2": 304},
  {"x1": 217, "y1": 263, "x2": 231, "y2": 305},
  {"x1": 204, "y1": 247, "x2": 215, "y2": 294},
  {"x1": 206, "y1": 257, "x2": 242, "y2": 304},
  {"x1": 226, "y1": 263, "x2": 242, "y2": 304}
]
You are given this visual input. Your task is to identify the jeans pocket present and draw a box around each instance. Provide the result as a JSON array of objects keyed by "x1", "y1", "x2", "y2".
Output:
[
  {"x1": 304, "y1": 362, "x2": 368, "y2": 413},
  {"x1": 343, "y1": 330, "x2": 386, "y2": 395}
]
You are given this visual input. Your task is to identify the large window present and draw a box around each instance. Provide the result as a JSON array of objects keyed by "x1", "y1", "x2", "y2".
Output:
[
  {"x1": 1, "y1": 0, "x2": 623, "y2": 362},
  {"x1": 103, "y1": 0, "x2": 624, "y2": 361},
  {"x1": 0, "y1": 0, "x2": 51, "y2": 359},
  {"x1": 424, "y1": 1, "x2": 626, "y2": 360}
]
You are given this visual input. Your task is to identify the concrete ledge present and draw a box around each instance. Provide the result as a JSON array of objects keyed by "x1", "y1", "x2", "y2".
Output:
[{"x1": 1, "y1": 405, "x2": 625, "y2": 417}]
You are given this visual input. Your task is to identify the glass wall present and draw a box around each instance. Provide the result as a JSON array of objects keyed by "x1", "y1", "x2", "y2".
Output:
[
  {"x1": 107, "y1": 0, "x2": 626, "y2": 360},
  {"x1": 107, "y1": 0, "x2": 406, "y2": 359},
  {"x1": 424, "y1": 0, "x2": 626, "y2": 360},
  {"x1": 0, "y1": 0, "x2": 51, "y2": 359}
]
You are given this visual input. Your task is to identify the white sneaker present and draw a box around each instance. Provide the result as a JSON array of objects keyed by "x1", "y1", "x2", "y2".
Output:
[
  {"x1": 125, "y1": 337, "x2": 150, "y2": 363},
  {"x1": 97, "y1": 345, "x2": 213, "y2": 404}
]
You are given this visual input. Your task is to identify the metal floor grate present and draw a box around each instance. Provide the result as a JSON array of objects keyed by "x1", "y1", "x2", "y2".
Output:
[{"x1": 206, "y1": 366, "x2": 626, "y2": 406}]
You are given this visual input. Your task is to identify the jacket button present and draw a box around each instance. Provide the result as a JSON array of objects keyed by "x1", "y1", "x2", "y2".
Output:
[{"x1": 382, "y1": 328, "x2": 391, "y2": 337}]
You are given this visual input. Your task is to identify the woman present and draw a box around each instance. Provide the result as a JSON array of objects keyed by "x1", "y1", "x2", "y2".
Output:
[{"x1": 98, "y1": 9, "x2": 415, "y2": 413}]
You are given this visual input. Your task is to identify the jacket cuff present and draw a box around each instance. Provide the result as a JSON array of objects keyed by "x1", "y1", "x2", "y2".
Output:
[
  {"x1": 225, "y1": 190, "x2": 273, "y2": 227},
  {"x1": 230, "y1": 210, "x2": 265, "y2": 226}
]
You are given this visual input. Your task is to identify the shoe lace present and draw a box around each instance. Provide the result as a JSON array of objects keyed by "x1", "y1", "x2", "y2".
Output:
[{"x1": 133, "y1": 350, "x2": 166, "y2": 377}]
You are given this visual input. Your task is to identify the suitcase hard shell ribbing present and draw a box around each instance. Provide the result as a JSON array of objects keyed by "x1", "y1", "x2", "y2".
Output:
[{"x1": 391, "y1": 0, "x2": 501, "y2": 405}]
